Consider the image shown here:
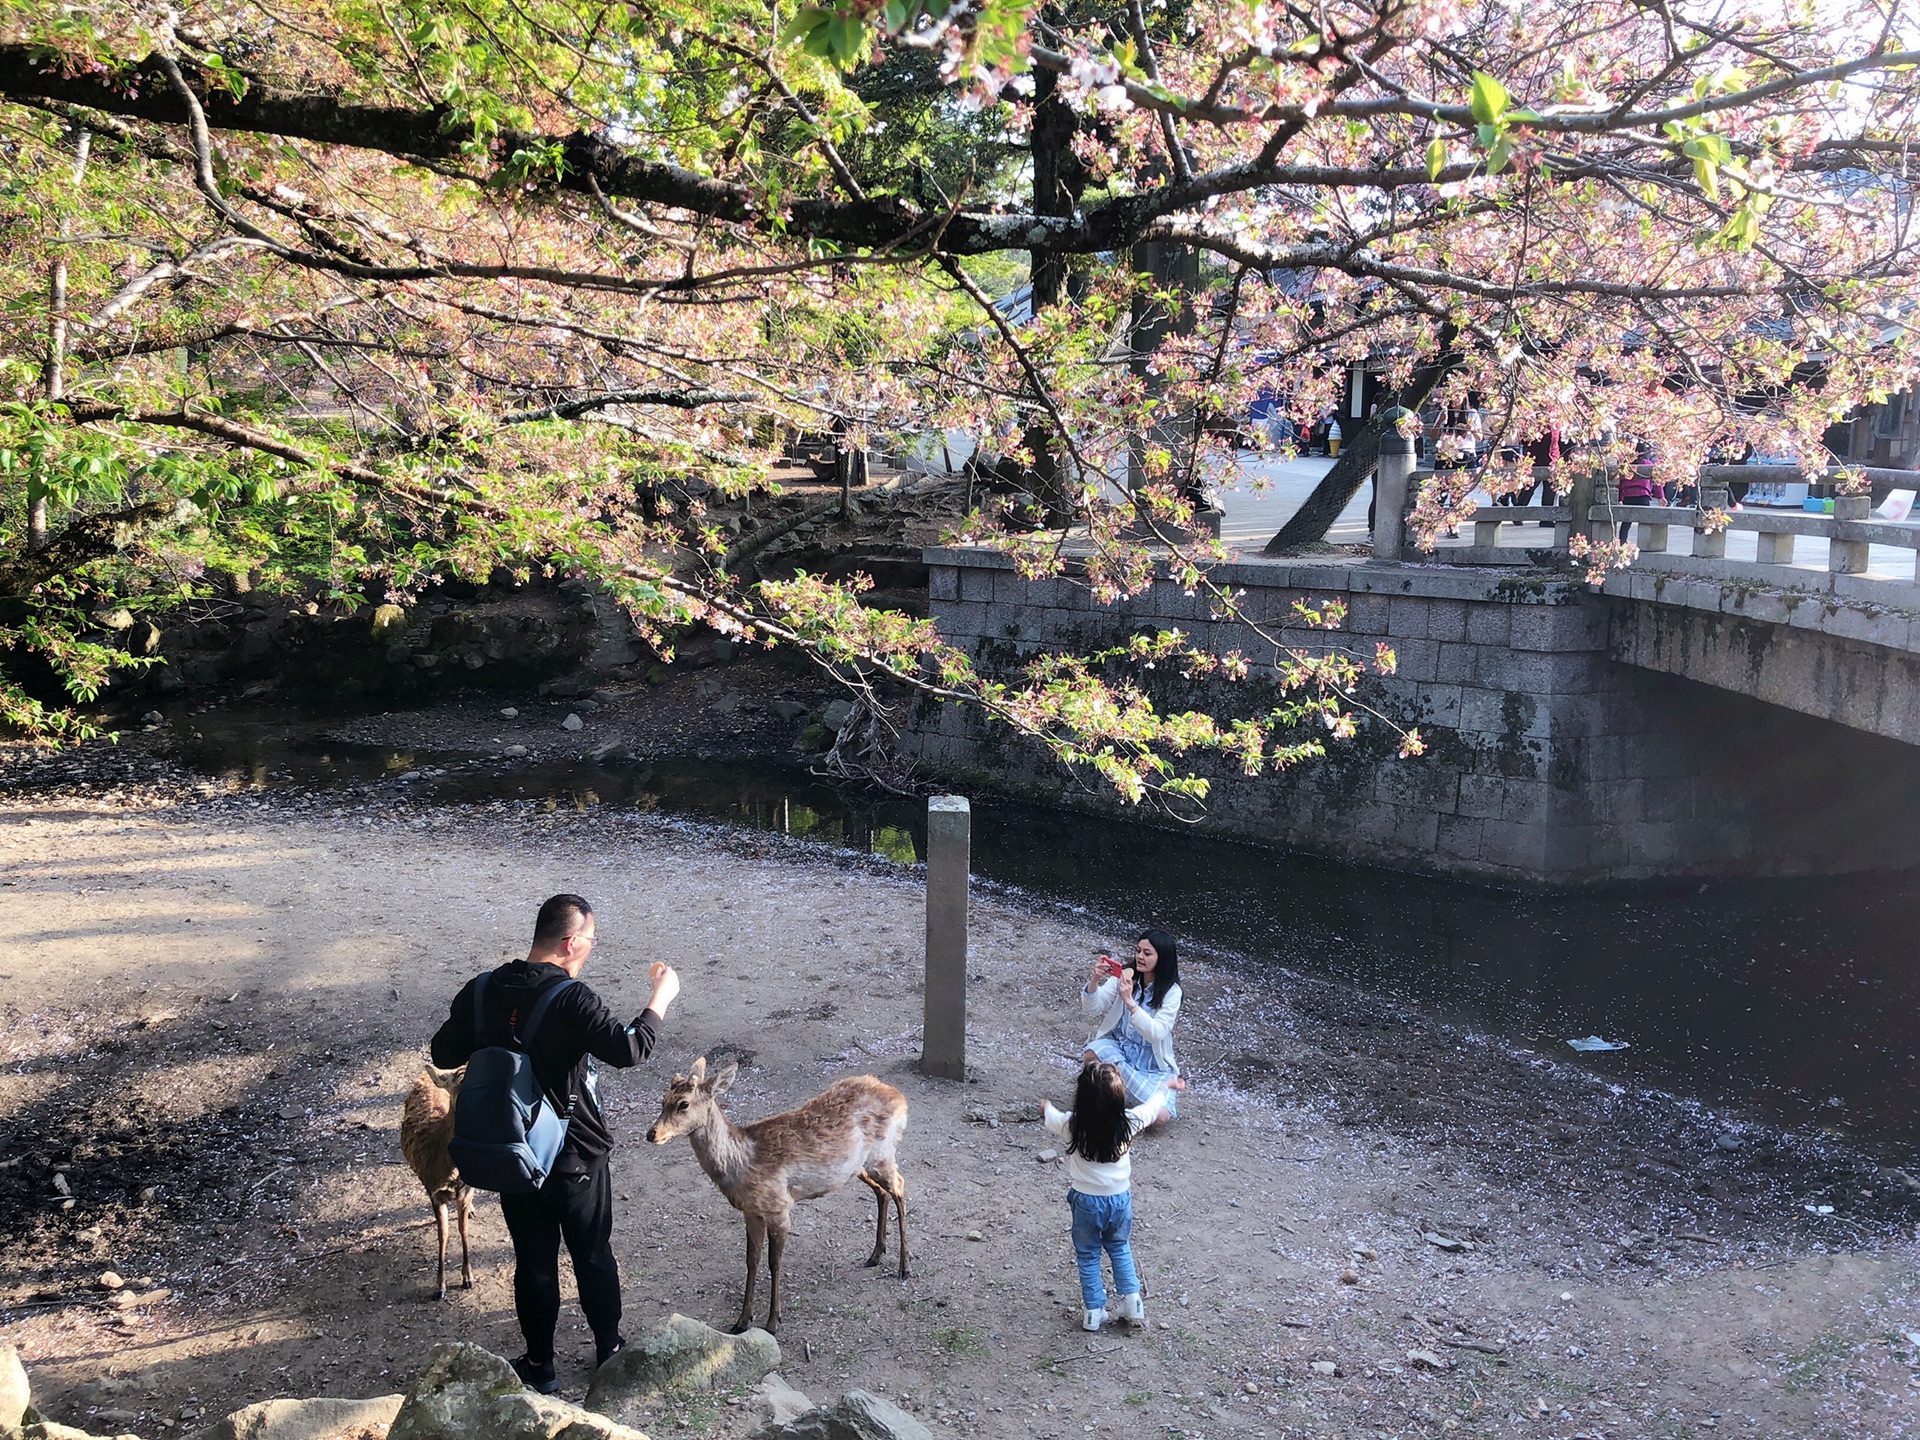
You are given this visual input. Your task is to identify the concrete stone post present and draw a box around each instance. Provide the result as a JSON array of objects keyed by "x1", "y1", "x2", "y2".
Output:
[
  {"x1": 922, "y1": 795, "x2": 970, "y2": 1079},
  {"x1": 1829, "y1": 494, "x2": 1871, "y2": 574},
  {"x1": 1372, "y1": 407, "x2": 1416, "y2": 562},
  {"x1": 1565, "y1": 466, "x2": 1600, "y2": 554},
  {"x1": 1695, "y1": 483, "x2": 1729, "y2": 559}
]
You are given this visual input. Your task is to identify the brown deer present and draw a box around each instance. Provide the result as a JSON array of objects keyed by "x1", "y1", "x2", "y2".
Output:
[
  {"x1": 400, "y1": 1066, "x2": 472, "y2": 1300},
  {"x1": 647, "y1": 1057, "x2": 909, "y2": 1333}
]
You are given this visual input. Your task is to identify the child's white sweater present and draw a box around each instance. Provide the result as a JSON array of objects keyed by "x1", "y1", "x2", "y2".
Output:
[{"x1": 1042, "y1": 1090, "x2": 1166, "y2": 1196}]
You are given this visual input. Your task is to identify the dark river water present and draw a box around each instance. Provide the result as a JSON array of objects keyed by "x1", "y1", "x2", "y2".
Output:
[{"x1": 160, "y1": 706, "x2": 1920, "y2": 1149}]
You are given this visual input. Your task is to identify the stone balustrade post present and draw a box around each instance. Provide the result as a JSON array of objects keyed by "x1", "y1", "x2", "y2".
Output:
[
  {"x1": 1695, "y1": 482, "x2": 1729, "y2": 559},
  {"x1": 1829, "y1": 494, "x2": 1871, "y2": 574},
  {"x1": 1372, "y1": 407, "x2": 1416, "y2": 562},
  {"x1": 921, "y1": 795, "x2": 970, "y2": 1079},
  {"x1": 1565, "y1": 466, "x2": 1601, "y2": 553}
]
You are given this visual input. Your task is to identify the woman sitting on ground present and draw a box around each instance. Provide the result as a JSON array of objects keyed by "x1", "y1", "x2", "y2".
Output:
[{"x1": 1081, "y1": 929, "x2": 1186, "y2": 1121}]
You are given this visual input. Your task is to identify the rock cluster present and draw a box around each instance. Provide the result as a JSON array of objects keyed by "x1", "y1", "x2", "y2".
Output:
[{"x1": 2, "y1": 1319, "x2": 936, "y2": 1440}]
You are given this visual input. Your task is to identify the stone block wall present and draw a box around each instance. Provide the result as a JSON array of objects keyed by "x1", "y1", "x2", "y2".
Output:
[{"x1": 910, "y1": 547, "x2": 1920, "y2": 886}]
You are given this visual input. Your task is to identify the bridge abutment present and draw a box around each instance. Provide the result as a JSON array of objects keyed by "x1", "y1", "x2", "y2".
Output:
[{"x1": 912, "y1": 548, "x2": 1920, "y2": 887}]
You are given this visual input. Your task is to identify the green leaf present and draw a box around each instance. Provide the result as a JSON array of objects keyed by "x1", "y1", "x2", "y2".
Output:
[
  {"x1": 1425, "y1": 136, "x2": 1446, "y2": 180},
  {"x1": 825, "y1": 15, "x2": 863, "y2": 64},
  {"x1": 779, "y1": 6, "x2": 830, "y2": 44},
  {"x1": 1469, "y1": 71, "x2": 1510, "y2": 127},
  {"x1": 1485, "y1": 134, "x2": 1512, "y2": 177}
]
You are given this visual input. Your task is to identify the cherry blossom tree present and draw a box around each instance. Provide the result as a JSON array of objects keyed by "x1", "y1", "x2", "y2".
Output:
[{"x1": 2, "y1": 0, "x2": 1916, "y2": 801}]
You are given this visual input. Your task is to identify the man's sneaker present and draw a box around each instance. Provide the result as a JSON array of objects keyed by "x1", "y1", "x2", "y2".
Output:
[
  {"x1": 511, "y1": 1356, "x2": 559, "y2": 1394},
  {"x1": 1081, "y1": 1306, "x2": 1107, "y2": 1332},
  {"x1": 595, "y1": 1335, "x2": 627, "y2": 1370},
  {"x1": 1112, "y1": 1293, "x2": 1147, "y2": 1329}
]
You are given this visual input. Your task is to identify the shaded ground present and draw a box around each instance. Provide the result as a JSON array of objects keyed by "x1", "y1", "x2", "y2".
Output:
[{"x1": 3, "y1": 753, "x2": 1920, "y2": 1440}]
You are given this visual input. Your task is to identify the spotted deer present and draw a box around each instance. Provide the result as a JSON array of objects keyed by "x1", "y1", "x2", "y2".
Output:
[
  {"x1": 647, "y1": 1057, "x2": 909, "y2": 1333},
  {"x1": 399, "y1": 1066, "x2": 472, "y2": 1300}
]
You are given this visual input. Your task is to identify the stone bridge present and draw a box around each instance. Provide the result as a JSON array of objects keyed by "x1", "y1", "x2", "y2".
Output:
[{"x1": 912, "y1": 535, "x2": 1920, "y2": 888}]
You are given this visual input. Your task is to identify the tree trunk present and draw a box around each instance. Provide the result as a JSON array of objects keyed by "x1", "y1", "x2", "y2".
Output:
[
  {"x1": 33, "y1": 129, "x2": 88, "y2": 552},
  {"x1": 1021, "y1": 61, "x2": 1084, "y2": 527},
  {"x1": 1128, "y1": 239, "x2": 1201, "y2": 503},
  {"x1": 1263, "y1": 329, "x2": 1460, "y2": 554}
]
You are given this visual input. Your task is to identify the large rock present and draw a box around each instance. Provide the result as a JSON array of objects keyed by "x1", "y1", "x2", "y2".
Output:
[
  {"x1": 206, "y1": 1396, "x2": 404, "y2": 1440},
  {"x1": 583, "y1": 1316, "x2": 779, "y2": 1420},
  {"x1": 757, "y1": 1392, "x2": 932, "y2": 1440},
  {"x1": 0, "y1": 1344, "x2": 29, "y2": 1430},
  {"x1": 752, "y1": 1377, "x2": 812, "y2": 1428},
  {"x1": 19, "y1": 1423, "x2": 141, "y2": 1440},
  {"x1": 368, "y1": 606, "x2": 408, "y2": 640},
  {"x1": 388, "y1": 1344, "x2": 648, "y2": 1440}
]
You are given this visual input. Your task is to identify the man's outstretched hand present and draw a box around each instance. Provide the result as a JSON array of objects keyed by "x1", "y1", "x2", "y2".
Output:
[{"x1": 647, "y1": 961, "x2": 682, "y2": 1017}]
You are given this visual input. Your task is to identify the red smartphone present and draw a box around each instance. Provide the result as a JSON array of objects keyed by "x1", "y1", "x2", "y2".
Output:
[{"x1": 1096, "y1": 953, "x2": 1124, "y2": 979}]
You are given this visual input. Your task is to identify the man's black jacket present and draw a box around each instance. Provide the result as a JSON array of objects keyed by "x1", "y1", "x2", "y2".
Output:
[{"x1": 430, "y1": 959, "x2": 660, "y2": 1174}]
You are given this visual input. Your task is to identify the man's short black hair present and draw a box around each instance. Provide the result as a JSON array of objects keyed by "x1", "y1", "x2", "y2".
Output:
[{"x1": 533, "y1": 893, "x2": 594, "y2": 943}]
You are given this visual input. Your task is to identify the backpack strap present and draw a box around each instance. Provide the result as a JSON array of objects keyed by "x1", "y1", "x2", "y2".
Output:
[
  {"x1": 518, "y1": 977, "x2": 580, "y2": 1119},
  {"x1": 517, "y1": 977, "x2": 578, "y2": 1048}
]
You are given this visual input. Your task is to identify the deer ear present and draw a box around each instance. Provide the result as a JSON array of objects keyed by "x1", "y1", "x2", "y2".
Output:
[
  {"x1": 709, "y1": 1062, "x2": 738, "y2": 1097},
  {"x1": 687, "y1": 1056, "x2": 708, "y2": 1084}
]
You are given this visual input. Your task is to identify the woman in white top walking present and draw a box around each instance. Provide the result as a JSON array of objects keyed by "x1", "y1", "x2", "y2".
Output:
[
  {"x1": 1081, "y1": 929, "x2": 1185, "y2": 1119},
  {"x1": 1043, "y1": 1060, "x2": 1165, "y2": 1330}
]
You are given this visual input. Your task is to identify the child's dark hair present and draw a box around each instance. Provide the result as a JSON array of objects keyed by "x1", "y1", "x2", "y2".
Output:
[
  {"x1": 1136, "y1": 928, "x2": 1180, "y2": 1009},
  {"x1": 1065, "y1": 1061, "x2": 1132, "y2": 1166}
]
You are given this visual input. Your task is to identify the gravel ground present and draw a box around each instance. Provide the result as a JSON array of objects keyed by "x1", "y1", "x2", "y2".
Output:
[{"x1": 4, "y1": 726, "x2": 1920, "y2": 1440}]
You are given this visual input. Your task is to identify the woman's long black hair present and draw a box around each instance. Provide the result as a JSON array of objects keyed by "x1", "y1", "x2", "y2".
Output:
[
  {"x1": 1065, "y1": 1061, "x2": 1131, "y2": 1165},
  {"x1": 1135, "y1": 929, "x2": 1180, "y2": 1009}
]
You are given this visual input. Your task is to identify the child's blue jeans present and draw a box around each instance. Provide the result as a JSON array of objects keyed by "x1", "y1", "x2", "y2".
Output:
[{"x1": 1067, "y1": 1187, "x2": 1139, "y2": 1309}]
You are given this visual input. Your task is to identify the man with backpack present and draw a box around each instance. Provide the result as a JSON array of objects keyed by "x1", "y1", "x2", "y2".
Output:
[{"x1": 430, "y1": 893, "x2": 681, "y2": 1393}]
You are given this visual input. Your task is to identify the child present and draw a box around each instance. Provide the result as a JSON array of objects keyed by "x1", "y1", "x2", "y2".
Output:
[{"x1": 1043, "y1": 1059, "x2": 1166, "y2": 1332}]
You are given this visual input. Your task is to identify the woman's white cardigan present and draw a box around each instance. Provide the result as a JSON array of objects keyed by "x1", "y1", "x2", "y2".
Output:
[{"x1": 1081, "y1": 977, "x2": 1182, "y2": 1073}]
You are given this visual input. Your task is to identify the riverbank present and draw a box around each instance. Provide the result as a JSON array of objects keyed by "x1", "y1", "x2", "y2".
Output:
[{"x1": 3, "y1": 759, "x2": 1919, "y2": 1439}]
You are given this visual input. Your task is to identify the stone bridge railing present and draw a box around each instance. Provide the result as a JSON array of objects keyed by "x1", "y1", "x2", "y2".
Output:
[{"x1": 1376, "y1": 452, "x2": 1920, "y2": 606}]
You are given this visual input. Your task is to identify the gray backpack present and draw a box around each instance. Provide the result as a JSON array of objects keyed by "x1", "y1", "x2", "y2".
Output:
[{"x1": 448, "y1": 977, "x2": 577, "y2": 1193}]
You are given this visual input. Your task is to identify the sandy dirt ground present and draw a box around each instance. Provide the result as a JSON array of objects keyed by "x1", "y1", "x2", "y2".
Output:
[{"x1": 4, "y1": 763, "x2": 1920, "y2": 1440}]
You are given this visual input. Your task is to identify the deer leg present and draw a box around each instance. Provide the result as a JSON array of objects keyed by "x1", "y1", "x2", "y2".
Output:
[
  {"x1": 733, "y1": 1215, "x2": 766, "y2": 1335},
  {"x1": 890, "y1": 1170, "x2": 910, "y2": 1279},
  {"x1": 432, "y1": 1199, "x2": 450, "y2": 1301},
  {"x1": 765, "y1": 1220, "x2": 790, "y2": 1333},
  {"x1": 858, "y1": 1172, "x2": 889, "y2": 1267},
  {"x1": 456, "y1": 1186, "x2": 473, "y2": 1290}
]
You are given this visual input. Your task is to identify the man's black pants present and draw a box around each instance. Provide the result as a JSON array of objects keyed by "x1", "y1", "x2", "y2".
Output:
[{"x1": 498, "y1": 1163, "x2": 620, "y2": 1362}]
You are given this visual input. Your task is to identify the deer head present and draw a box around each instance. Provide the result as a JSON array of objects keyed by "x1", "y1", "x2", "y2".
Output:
[{"x1": 646, "y1": 1055, "x2": 737, "y2": 1144}]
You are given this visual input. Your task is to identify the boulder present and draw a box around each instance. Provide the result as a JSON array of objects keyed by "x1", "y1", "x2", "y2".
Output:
[
  {"x1": 0, "y1": 1344, "x2": 29, "y2": 1430},
  {"x1": 752, "y1": 1377, "x2": 812, "y2": 1427},
  {"x1": 19, "y1": 1423, "x2": 141, "y2": 1440},
  {"x1": 820, "y1": 700, "x2": 854, "y2": 732},
  {"x1": 757, "y1": 1391, "x2": 931, "y2": 1440},
  {"x1": 583, "y1": 1315, "x2": 779, "y2": 1420},
  {"x1": 206, "y1": 1396, "x2": 404, "y2": 1440},
  {"x1": 389, "y1": 1344, "x2": 649, "y2": 1440},
  {"x1": 129, "y1": 620, "x2": 163, "y2": 656}
]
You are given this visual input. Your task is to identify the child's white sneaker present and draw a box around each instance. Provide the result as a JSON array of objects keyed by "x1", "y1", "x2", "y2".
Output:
[
  {"x1": 1112, "y1": 1293, "x2": 1147, "y2": 1329},
  {"x1": 1081, "y1": 1306, "x2": 1107, "y2": 1332}
]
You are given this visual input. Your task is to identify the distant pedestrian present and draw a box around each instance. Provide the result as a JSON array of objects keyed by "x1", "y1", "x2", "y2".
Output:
[
  {"x1": 1043, "y1": 1060, "x2": 1165, "y2": 1331},
  {"x1": 431, "y1": 895, "x2": 681, "y2": 1393},
  {"x1": 1616, "y1": 447, "x2": 1665, "y2": 542},
  {"x1": 1080, "y1": 930, "x2": 1184, "y2": 1119}
]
